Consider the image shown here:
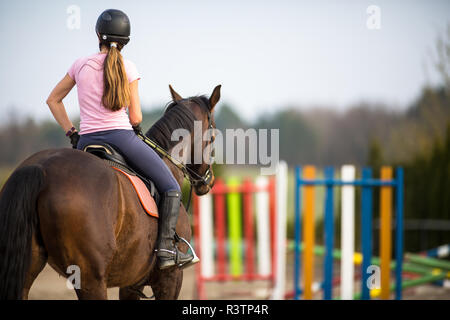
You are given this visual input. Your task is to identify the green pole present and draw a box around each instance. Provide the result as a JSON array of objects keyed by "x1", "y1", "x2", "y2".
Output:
[
  {"x1": 227, "y1": 177, "x2": 242, "y2": 277},
  {"x1": 352, "y1": 272, "x2": 448, "y2": 300},
  {"x1": 288, "y1": 241, "x2": 449, "y2": 299},
  {"x1": 288, "y1": 242, "x2": 437, "y2": 275},
  {"x1": 401, "y1": 262, "x2": 437, "y2": 275},
  {"x1": 405, "y1": 253, "x2": 450, "y2": 271}
]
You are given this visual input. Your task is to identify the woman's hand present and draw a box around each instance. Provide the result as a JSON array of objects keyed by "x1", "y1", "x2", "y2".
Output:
[
  {"x1": 132, "y1": 124, "x2": 143, "y2": 136},
  {"x1": 46, "y1": 74, "x2": 76, "y2": 133},
  {"x1": 69, "y1": 131, "x2": 80, "y2": 149}
]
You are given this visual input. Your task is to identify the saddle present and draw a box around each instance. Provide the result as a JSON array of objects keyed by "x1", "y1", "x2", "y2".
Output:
[{"x1": 83, "y1": 143, "x2": 160, "y2": 217}]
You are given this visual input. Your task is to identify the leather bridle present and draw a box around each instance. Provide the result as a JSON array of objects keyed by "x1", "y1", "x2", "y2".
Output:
[{"x1": 135, "y1": 100, "x2": 215, "y2": 209}]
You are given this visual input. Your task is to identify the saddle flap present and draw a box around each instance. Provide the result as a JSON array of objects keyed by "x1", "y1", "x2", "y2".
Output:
[{"x1": 112, "y1": 167, "x2": 159, "y2": 218}]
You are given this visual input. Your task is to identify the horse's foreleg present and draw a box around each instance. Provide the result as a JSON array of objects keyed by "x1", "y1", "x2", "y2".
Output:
[
  {"x1": 75, "y1": 279, "x2": 108, "y2": 300},
  {"x1": 150, "y1": 269, "x2": 183, "y2": 300},
  {"x1": 73, "y1": 266, "x2": 108, "y2": 300},
  {"x1": 119, "y1": 286, "x2": 146, "y2": 300}
]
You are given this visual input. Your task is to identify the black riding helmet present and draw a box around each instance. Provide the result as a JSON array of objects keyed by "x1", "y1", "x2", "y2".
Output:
[{"x1": 96, "y1": 9, "x2": 130, "y2": 46}]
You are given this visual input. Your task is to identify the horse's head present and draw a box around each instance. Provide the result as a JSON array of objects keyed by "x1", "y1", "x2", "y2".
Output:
[
  {"x1": 168, "y1": 84, "x2": 221, "y2": 196},
  {"x1": 146, "y1": 84, "x2": 221, "y2": 196}
]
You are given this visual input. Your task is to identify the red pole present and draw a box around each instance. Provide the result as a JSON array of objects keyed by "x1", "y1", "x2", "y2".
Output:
[
  {"x1": 269, "y1": 176, "x2": 277, "y2": 284},
  {"x1": 243, "y1": 178, "x2": 255, "y2": 280},
  {"x1": 193, "y1": 194, "x2": 206, "y2": 300},
  {"x1": 214, "y1": 179, "x2": 227, "y2": 280}
]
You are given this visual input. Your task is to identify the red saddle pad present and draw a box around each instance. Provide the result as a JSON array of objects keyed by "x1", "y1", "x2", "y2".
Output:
[{"x1": 112, "y1": 167, "x2": 159, "y2": 218}]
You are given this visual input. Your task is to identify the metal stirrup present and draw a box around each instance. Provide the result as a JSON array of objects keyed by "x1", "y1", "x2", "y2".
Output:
[{"x1": 175, "y1": 233, "x2": 200, "y2": 266}]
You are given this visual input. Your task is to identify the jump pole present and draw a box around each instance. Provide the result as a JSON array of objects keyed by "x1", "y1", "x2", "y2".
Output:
[
  {"x1": 341, "y1": 165, "x2": 355, "y2": 300},
  {"x1": 361, "y1": 167, "x2": 373, "y2": 300},
  {"x1": 395, "y1": 167, "x2": 404, "y2": 300},
  {"x1": 214, "y1": 179, "x2": 227, "y2": 278},
  {"x1": 199, "y1": 193, "x2": 214, "y2": 278},
  {"x1": 323, "y1": 167, "x2": 335, "y2": 300},
  {"x1": 255, "y1": 176, "x2": 272, "y2": 277},
  {"x1": 303, "y1": 165, "x2": 315, "y2": 300},
  {"x1": 271, "y1": 161, "x2": 288, "y2": 299},
  {"x1": 227, "y1": 177, "x2": 243, "y2": 277},
  {"x1": 243, "y1": 178, "x2": 255, "y2": 279},
  {"x1": 380, "y1": 166, "x2": 393, "y2": 299},
  {"x1": 294, "y1": 166, "x2": 302, "y2": 300}
]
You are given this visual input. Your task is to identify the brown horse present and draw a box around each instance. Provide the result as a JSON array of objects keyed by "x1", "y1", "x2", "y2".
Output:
[{"x1": 0, "y1": 85, "x2": 220, "y2": 300}]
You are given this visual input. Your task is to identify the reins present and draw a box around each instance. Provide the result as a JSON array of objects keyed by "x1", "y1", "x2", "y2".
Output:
[
  {"x1": 136, "y1": 131, "x2": 211, "y2": 186},
  {"x1": 135, "y1": 100, "x2": 214, "y2": 212}
]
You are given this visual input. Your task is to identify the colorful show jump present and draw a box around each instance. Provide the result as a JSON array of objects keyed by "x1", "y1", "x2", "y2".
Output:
[{"x1": 192, "y1": 162, "x2": 449, "y2": 300}]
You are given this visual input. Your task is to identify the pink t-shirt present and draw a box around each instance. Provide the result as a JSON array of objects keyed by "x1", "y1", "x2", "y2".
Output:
[{"x1": 68, "y1": 52, "x2": 140, "y2": 134}]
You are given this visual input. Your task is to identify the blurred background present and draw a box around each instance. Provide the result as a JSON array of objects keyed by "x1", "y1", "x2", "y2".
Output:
[{"x1": 0, "y1": 0, "x2": 449, "y2": 299}]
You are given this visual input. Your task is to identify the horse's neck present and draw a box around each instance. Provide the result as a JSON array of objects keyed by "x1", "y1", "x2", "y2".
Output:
[
  {"x1": 146, "y1": 124, "x2": 195, "y2": 190},
  {"x1": 162, "y1": 134, "x2": 193, "y2": 190}
]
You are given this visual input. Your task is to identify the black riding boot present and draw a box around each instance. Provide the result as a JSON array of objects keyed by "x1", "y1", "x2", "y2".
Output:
[{"x1": 156, "y1": 190, "x2": 194, "y2": 270}]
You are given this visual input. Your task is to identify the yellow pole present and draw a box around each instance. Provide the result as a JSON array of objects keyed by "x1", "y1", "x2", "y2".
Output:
[
  {"x1": 303, "y1": 166, "x2": 315, "y2": 299},
  {"x1": 380, "y1": 166, "x2": 392, "y2": 299}
]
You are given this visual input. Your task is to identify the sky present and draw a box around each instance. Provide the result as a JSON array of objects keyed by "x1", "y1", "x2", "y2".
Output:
[{"x1": 0, "y1": 0, "x2": 449, "y2": 124}]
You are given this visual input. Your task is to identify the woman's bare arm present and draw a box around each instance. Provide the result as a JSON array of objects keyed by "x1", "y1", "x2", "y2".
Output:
[
  {"x1": 46, "y1": 74, "x2": 76, "y2": 133},
  {"x1": 128, "y1": 79, "x2": 142, "y2": 126}
]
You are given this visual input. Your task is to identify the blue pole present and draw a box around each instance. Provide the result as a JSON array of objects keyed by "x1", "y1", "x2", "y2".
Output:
[
  {"x1": 294, "y1": 166, "x2": 302, "y2": 299},
  {"x1": 297, "y1": 179, "x2": 396, "y2": 187},
  {"x1": 361, "y1": 168, "x2": 373, "y2": 300},
  {"x1": 323, "y1": 167, "x2": 335, "y2": 300},
  {"x1": 395, "y1": 167, "x2": 404, "y2": 300}
]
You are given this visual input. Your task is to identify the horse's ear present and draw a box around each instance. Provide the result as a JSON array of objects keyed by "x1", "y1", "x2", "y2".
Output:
[
  {"x1": 169, "y1": 84, "x2": 183, "y2": 102},
  {"x1": 209, "y1": 84, "x2": 221, "y2": 111}
]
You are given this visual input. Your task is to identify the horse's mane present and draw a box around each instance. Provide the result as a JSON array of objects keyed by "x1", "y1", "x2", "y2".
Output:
[{"x1": 146, "y1": 95, "x2": 211, "y2": 150}]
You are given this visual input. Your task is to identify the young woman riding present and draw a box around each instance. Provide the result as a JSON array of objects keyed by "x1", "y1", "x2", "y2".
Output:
[{"x1": 46, "y1": 9, "x2": 193, "y2": 270}]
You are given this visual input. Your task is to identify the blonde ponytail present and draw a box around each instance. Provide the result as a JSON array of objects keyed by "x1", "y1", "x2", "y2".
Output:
[{"x1": 102, "y1": 43, "x2": 130, "y2": 111}]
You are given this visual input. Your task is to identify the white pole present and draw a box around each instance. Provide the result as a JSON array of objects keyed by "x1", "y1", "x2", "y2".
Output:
[
  {"x1": 341, "y1": 165, "x2": 355, "y2": 300},
  {"x1": 271, "y1": 161, "x2": 288, "y2": 300},
  {"x1": 255, "y1": 176, "x2": 271, "y2": 276},
  {"x1": 199, "y1": 193, "x2": 214, "y2": 278}
]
